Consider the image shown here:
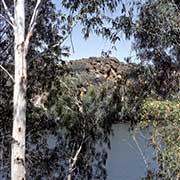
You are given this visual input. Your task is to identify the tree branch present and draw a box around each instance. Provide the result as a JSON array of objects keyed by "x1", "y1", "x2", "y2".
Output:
[
  {"x1": 71, "y1": 144, "x2": 82, "y2": 169},
  {"x1": 0, "y1": 40, "x2": 13, "y2": 55},
  {"x1": 67, "y1": 143, "x2": 83, "y2": 180},
  {"x1": 0, "y1": 14, "x2": 13, "y2": 27},
  {"x1": 28, "y1": 22, "x2": 78, "y2": 63},
  {"x1": 28, "y1": 0, "x2": 41, "y2": 31},
  {"x1": 24, "y1": 0, "x2": 42, "y2": 55},
  {"x1": 70, "y1": 33, "x2": 75, "y2": 53},
  {"x1": 0, "y1": 64, "x2": 14, "y2": 82},
  {"x1": 1, "y1": 0, "x2": 14, "y2": 25}
]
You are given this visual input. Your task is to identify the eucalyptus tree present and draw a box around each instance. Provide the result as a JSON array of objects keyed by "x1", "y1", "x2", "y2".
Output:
[
  {"x1": 133, "y1": 1, "x2": 180, "y2": 178},
  {"x1": 134, "y1": 0, "x2": 180, "y2": 97},
  {"x1": 135, "y1": 0, "x2": 180, "y2": 65},
  {"x1": 1, "y1": 0, "x2": 44, "y2": 179},
  {"x1": 0, "y1": 0, "x2": 70, "y2": 179},
  {"x1": 61, "y1": 0, "x2": 134, "y2": 43},
  {"x1": 0, "y1": 0, "x2": 135, "y2": 179}
]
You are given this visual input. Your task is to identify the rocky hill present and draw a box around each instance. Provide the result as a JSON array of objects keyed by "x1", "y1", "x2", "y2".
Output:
[{"x1": 68, "y1": 57, "x2": 138, "y2": 85}]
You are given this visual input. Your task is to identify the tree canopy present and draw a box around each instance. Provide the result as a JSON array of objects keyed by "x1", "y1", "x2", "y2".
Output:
[{"x1": 0, "y1": 0, "x2": 179, "y2": 179}]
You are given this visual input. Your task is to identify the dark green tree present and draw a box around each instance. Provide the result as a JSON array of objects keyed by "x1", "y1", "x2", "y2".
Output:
[{"x1": 134, "y1": 0, "x2": 180, "y2": 97}]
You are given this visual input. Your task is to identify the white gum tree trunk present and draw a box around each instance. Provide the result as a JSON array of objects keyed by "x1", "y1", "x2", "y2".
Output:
[
  {"x1": 1, "y1": 0, "x2": 41, "y2": 179},
  {"x1": 12, "y1": 0, "x2": 26, "y2": 179}
]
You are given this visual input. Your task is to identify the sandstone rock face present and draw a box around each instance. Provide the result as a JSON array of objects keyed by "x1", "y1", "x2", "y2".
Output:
[{"x1": 69, "y1": 57, "x2": 137, "y2": 84}]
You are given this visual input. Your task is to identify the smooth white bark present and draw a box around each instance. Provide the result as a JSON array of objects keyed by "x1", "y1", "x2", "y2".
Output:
[
  {"x1": 11, "y1": 0, "x2": 42, "y2": 179},
  {"x1": 12, "y1": 0, "x2": 26, "y2": 179}
]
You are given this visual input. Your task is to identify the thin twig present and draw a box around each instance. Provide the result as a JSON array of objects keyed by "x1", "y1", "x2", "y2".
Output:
[
  {"x1": 0, "y1": 41, "x2": 14, "y2": 55},
  {"x1": 0, "y1": 14, "x2": 13, "y2": 27},
  {"x1": 1, "y1": 0, "x2": 14, "y2": 25},
  {"x1": 0, "y1": 64, "x2": 14, "y2": 82},
  {"x1": 70, "y1": 33, "x2": 75, "y2": 53},
  {"x1": 0, "y1": 24, "x2": 9, "y2": 39}
]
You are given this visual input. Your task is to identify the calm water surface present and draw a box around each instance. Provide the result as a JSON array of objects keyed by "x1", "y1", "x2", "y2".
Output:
[{"x1": 106, "y1": 123, "x2": 157, "y2": 180}]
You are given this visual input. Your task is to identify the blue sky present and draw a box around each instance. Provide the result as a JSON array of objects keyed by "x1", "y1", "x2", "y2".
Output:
[
  {"x1": 64, "y1": 26, "x2": 135, "y2": 62},
  {"x1": 53, "y1": 0, "x2": 136, "y2": 62}
]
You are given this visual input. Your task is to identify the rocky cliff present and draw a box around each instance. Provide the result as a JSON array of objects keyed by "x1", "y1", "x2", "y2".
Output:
[{"x1": 68, "y1": 57, "x2": 137, "y2": 85}]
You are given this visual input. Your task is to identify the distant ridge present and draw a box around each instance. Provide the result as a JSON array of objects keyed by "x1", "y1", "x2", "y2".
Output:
[{"x1": 68, "y1": 57, "x2": 137, "y2": 84}]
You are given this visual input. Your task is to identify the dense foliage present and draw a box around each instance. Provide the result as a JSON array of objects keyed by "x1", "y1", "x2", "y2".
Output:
[
  {"x1": 0, "y1": 0, "x2": 180, "y2": 179},
  {"x1": 0, "y1": 0, "x2": 71, "y2": 65},
  {"x1": 134, "y1": 1, "x2": 180, "y2": 178},
  {"x1": 61, "y1": 0, "x2": 134, "y2": 42},
  {"x1": 140, "y1": 99, "x2": 180, "y2": 180},
  {"x1": 26, "y1": 74, "x2": 114, "y2": 179},
  {"x1": 134, "y1": 0, "x2": 180, "y2": 97},
  {"x1": 0, "y1": 1, "x2": 136, "y2": 179},
  {"x1": 135, "y1": 0, "x2": 180, "y2": 64}
]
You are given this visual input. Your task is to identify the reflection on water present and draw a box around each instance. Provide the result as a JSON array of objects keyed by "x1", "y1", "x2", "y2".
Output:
[{"x1": 106, "y1": 123, "x2": 157, "y2": 180}]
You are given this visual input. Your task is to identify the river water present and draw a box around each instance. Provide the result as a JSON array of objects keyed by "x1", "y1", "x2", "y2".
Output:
[
  {"x1": 0, "y1": 123, "x2": 157, "y2": 180},
  {"x1": 106, "y1": 123, "x2": 157, "y2": 180}
]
